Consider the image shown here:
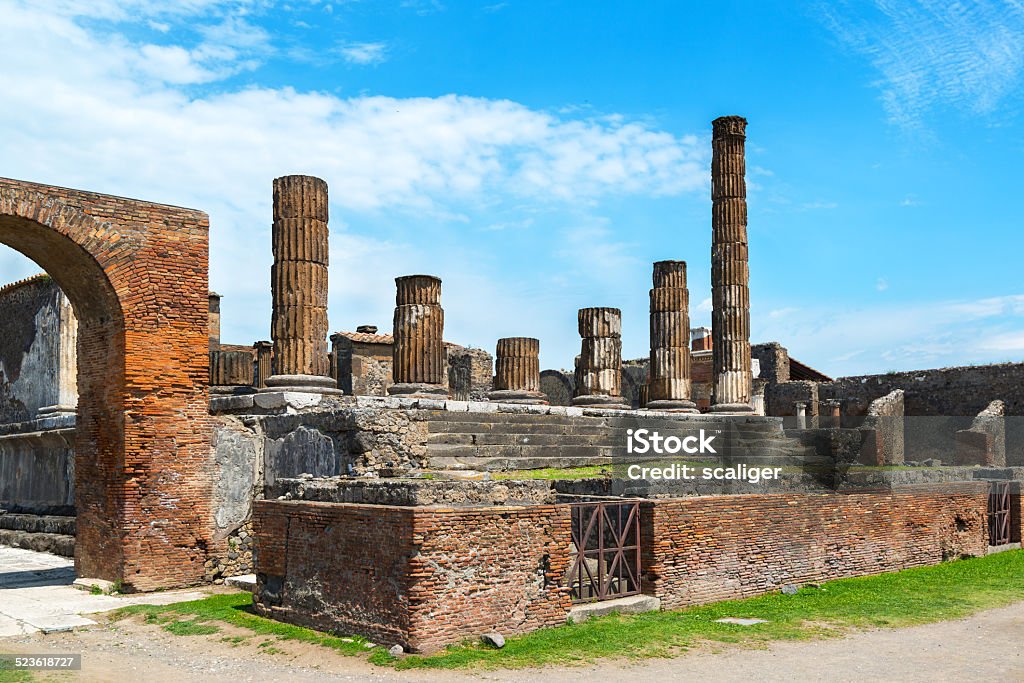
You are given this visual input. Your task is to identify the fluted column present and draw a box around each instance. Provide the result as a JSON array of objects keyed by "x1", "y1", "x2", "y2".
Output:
[
  {"x1": 710, "y1": 116, "x2": 754, "y2": 413},
  {"x1": 388, "y1": 274, "x2": 448, "y2": 398},
  {"x1": 647, "y1": 260, "x2": 698, "y2": 412},
  {"x1": 210, "y1": 350, "x2": 256, "y2": 394},
  {"x1": 489, "y1": 337, "x2": 547, "y2": 404},
  {"x1": 572, "y1": 307, "x2": 628, "y2": 407},
  {"x1": 264, "y1": 175, "x2": 339, "y2": 393},
  {"x1": 254, "y1": 341, "x2": 273, "y2": 389}
]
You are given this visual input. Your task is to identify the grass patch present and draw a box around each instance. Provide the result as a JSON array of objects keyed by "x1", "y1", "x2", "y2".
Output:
[
  {"x1": 163, "y1": 620, "x2": 220, "y2": 636},
  {"x1": 111, "y1": 593, "x2": 371, "y2": 656},
  {"x1": 0, "y1": 670, "x2": 34, "y2": 683},
  {"x1": 396, "y1": 550, "x2": 1024, "y2": 670},
  {"x1": 493, "y1": 465, "x2": 613, "y2": 480},
  {"x1": 109, "y1": 551, "x2": 1024, "y2": 671}
]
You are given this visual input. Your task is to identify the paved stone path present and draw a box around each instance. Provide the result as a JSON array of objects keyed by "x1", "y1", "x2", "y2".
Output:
[{"x1": 0, "y1": 546, "x2": 207, "y2": 637}]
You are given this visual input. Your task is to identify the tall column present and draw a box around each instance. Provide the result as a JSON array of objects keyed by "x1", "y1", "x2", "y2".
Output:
[
  {"x1": 388, "y1": 274, "x2": 447, "y2": 398},
  {"x1": 646, "y1": 260, "x2": 698, "y2": 412},
  {"x1": 254, "y1": 341, "x2": 273, "y2": 389},
  {"x1": 710, "y1": 115, "x2": 754, "y2": 413},
  {"x1": 572, "y1": 307, "x2": 628, "y2": 407},
  {"x1": 264, "y1": 175, "x2": 339, "y2": 394},
  {"x1": 489, "y1": 337, "x2": 547, "y2": 404}
]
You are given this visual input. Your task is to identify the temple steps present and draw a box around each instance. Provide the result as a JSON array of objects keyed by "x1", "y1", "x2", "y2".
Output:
[{"x1": 0, "y1": 513, "x2": 76, "y2": 557}]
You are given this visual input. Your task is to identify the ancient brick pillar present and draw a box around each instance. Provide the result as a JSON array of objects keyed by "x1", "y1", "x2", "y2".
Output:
[
  {"x1": 265, "y1": 175, "x2": 339, "y2": 394},
  {"x1": 710, "y1": 116, "x2": 754, "y2": 413},
  {"x1": 489, "y1": 337, "x2": 547, "y2": 404},
  {"x1": 646, "y1": 260, "x2": 698, "y2": 412},
  {"x1": 388, "y1": 274, "x2": 448, "y2": 398},
  {"x1": 572, "y1": 307, "x2": 628, "y2": 407}
]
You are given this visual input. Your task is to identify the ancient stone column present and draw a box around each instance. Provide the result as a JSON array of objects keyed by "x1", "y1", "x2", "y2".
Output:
[
  {"x1": 572, "y1": 308, "x2": 628, "y2": 407},
  {"x1": 795, "y1": 402, "x2": 808, "y2": 430},
  {"x1": 646, "y1": 260, "x2": 698, "y2": 412},
  {"x1": 254, "y1": 341, "x2": 273, "y2": 389},
  {"x1": 264, "y1": 175, "x2": 339, "y2": 394},
  {"x1": 388, "y1": 275, "x2": 447, "y2": 398},
  {"x1": 710, "y1": 115, "x2": 754, "y2": 413},
  {"x1": 489, "y1": 337, "x2": 547, "y2": 404},
  {"x1": 209, "y1": 350, "x2": 256, "y2": 394}
]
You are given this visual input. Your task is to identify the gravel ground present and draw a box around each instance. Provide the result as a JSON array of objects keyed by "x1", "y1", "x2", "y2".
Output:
[{"x1": 1, "y1": 602, "x2": 1022, "y2": 682}]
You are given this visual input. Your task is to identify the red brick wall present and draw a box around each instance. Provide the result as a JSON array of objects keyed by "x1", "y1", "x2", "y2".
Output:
[
  {"x1": 253, "y1": 500, "x2": 573, "y2": 652},
  {"x1": 0, "y1": 178, "x2": 211, "y2": 590},
  {"x1": 641, "y1": 483, "x2": 991, "y2": 609}
]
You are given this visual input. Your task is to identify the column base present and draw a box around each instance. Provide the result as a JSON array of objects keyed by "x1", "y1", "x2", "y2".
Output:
[
  {"x1": 262, "y1": 374, "x2": 343, "y2": 395},
  {"x1": 572, "y1": 394, "x2": 630, "y2": 407},
  {"x1": 487, "y1": 390, "x2": 549, "y2": 405},
  {"x1": 709, "y1": 402, "x2": 755, "y2": 414},
  {"x1": 645, "y1": 399, "x2": 699, "y2": 413},
  {"x1": 210, "y1": 386, "x2": 258, "y2": 396},
  {"x1": 388, "y1": 382, "x2": 448, "y2": 399}
]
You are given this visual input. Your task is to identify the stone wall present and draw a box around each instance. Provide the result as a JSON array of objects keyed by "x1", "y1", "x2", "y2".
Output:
[
  {"x1": 859, "y1": 389, "x2": 905, "y2": 465},
  {"x1": 0, "y1": 275, "x2": 77, "y2": 423},
  {"x1": 640, "y1": 482, "x2": 993, "y2": 609},
  {"x1": 253, "y1": 500, "x2": 573, "y2": 653},
  {"x1": 0, "y1": 416, "x2": 75, "y2": 514},
  {"x1": 954, "y1": 401, "x2": 1006, "y2": 467}
]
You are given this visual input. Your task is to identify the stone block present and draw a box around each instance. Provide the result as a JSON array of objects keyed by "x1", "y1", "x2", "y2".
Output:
[{"x1": 567, "y1": 595, "x2": 661, "y2": 624}]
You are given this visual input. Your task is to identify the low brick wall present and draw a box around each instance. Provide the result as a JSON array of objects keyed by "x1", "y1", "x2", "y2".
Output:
[
  {"x1": 641, "y1": 483, "x2": 992, "y2": 609},
  {"x1": 253, "y1": 500, "x2": 572, "y2": 652},
  {"x1": 253, "y1": 483, "x2": 1004, "y2": 651}
]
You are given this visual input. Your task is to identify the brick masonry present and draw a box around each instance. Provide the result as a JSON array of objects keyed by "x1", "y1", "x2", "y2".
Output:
[
  {"x1": 0, "y1": 178, "x2": 212, "y2": 590},
  {"x1": 641, "y1": 482, "x2": 997, "y2": 609},
  {"x1": 253, "y1": 499, "x2": 573, "y2": 652},
  {"x1": 252, "y1": 482, "x2": 1009, "y2": 651}
]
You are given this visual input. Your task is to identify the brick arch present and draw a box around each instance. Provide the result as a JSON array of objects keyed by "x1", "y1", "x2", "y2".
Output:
[{"x1": 0, "y1": 178, "x2": 212, "y2": 590}]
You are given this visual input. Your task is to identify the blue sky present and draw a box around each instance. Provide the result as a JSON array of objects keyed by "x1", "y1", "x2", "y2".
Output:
[{"x1": 2, "y1": 0, "x2": 1024, "y2": 376}]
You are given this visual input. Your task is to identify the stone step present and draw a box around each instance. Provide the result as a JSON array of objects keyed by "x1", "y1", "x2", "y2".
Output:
[
  {"x1": 0, "y1": 514, "x2": 76, "y2": 536},
  {"x1": 0, "y1": 529, "x2": 75, "y2": 557},
  {"x1": 427, "y1": 433, "x2": 621, "y2": 447},
  {"x1": 429, "y1": 455, "x2": 614, "y2": 471}
]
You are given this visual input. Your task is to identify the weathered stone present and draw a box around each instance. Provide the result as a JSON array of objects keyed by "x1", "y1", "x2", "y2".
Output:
[
  {"x1": 489, "y1": 337, "x2": 547, "y2": 404},
  {"x1": 389, "y1": 275, "x2": 447, "y2": 398},
  {"x1": 266, "y1": 175, "x2": 339, "y2": 395},
  {"x1": 572, "y1": 308, "x2": 628, "y2": 407},
  {"x1": 710, "y1": 116, "x2": 754, "y2": 413},
  {"x1": 480, "y1": 632, "x2": 505, "y2": 649},
  {"x1": 646, "y1": 261, "x2": 697, "y2": 412}
]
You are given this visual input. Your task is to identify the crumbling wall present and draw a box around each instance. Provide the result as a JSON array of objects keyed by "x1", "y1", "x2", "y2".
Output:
[
  {"x1": 766, "y1": 380, "x2": 819, "y2": 423},
  {"x1": 0, "y1": 416, "x2": 75, "y2": 514},
  {"x1": 954, "y1": 400, "x2": 1006, "y2": 466},
  {"x1": 0, "y1": 276, "x2": 76, "y2": 423},
  {"x1": 445, "y1": 345, "x2": 492, "y2": 401},
  {"x1": 641, "y1": 482, "x2": 990, "y2": 609},
  {"x1": 859, "y1": 389, "x2": 905, "y2": 465},
  {"x1": 751, "y1": 342, "x2": 790, "y2": 383},
  {"x1": 253, "y1": 500, "x2": 572, "y2": 653}
]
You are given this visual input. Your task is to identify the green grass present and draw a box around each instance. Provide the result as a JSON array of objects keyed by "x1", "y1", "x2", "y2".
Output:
[
  {"x1": 493, "y1": 465, "x2": 613, "y2": 480},
  {"x1": 111, "y1": 550, "x2": 1024, "y2": 671},
  {"x1": 0, "y1": 670, "x2": 34, "y2": 683},
  {"x1": 112, "y1": 592, "x2": 372, "y2": 656}
]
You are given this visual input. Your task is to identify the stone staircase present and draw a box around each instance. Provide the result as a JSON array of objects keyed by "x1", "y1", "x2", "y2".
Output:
[
  {"x1": 0, "y1": 513, "x2": 75, "y2": 557},
  {"x1": 424, "y1": 411, "x2": 824, "y2": 472}
]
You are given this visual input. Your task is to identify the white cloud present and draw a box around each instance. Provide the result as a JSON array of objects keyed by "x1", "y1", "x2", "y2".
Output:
[
  {"x1": 338, "y1": 41, "x2": 389, "y2": 65},
  {"x1": 876, "y1": 277, "x2": 889, "y2": 291},
  {"x1": 819, "y1": 0, "x2": 1024, "y2": 128},
  {"x1": 0, "y1": 1, "x2": 707, "y2": 364}
]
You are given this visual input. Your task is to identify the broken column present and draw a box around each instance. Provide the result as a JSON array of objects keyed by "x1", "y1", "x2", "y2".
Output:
[
  {"x1": 253, "y1": 341, "x2": 273, "y2": 389},
  {"x1": 572, "y1": 307, "x2": 628, "y2": 407},
  {"x1": 710, "y1": 115, "x2": 754, "y2": 413},
  {"x1": 388, "y1": 274, "x2": 448, "y2": 398},
  {"x1": 646, "y1": 260, "x2": 698, "y2": 412},
  {"x1": 488, "y1": 337, "x2": 547, "y2": 404},
  {"x1": 264, "y1": 175, "x2": 339, "y2": 394}
]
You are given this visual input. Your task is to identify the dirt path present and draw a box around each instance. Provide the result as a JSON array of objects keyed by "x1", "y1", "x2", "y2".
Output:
[{"x1": 1, "y1": 602, "x2": 1022, "y2": 682}]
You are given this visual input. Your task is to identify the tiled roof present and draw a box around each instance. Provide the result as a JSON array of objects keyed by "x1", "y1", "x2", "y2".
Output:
[{"x1": 332, "y1": 331, "x2": 394, "y2": 344}]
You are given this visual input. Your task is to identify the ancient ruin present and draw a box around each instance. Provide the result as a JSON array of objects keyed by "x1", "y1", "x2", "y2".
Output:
[
  {"x1": 572, "y1": 307, "x2": 629, "y2": 407},
  {"x1": 710, "y1": 115, "x2": 754, "y2": 413},
  {"x1": 388, "y1": 275, "x2": 448, "y2": 398},
  {"x1": 1, "y1": 115, "x2": 1022, "y2": 653},
  {"x1": 266, "y1": 175, "x2": 338, "y2": 395},
  {"x1": 489, "y1": 337, "x2": 547, "y2": 404},
  {"x1": 646, "y1": 261, "x2": 698, "y2": 412}
]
